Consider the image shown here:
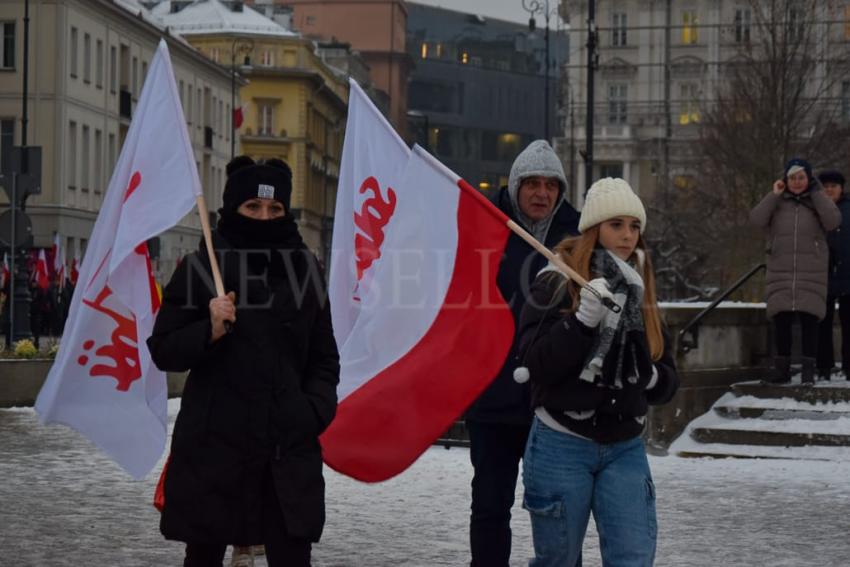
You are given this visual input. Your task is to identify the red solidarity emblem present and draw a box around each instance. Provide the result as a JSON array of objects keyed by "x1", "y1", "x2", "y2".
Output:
[
  {"x1": 75, "y1": 171, "x2": 160, "y2": 392},
  {"x1": 77, "y1": 285, "x2": 141, "y2": 392},
  {"x1": 354, "y1": 176, "x2": 397, "y2": 281}
]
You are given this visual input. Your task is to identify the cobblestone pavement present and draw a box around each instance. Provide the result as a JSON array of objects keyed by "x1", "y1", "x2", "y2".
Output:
[{"x1": 3, "y1": 402, "x2": 850, "y2": 566}]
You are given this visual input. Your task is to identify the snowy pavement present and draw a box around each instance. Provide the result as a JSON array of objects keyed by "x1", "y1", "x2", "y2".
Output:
[{"x1": 2, "y1": 400, "x2": 850, "y2": 566}]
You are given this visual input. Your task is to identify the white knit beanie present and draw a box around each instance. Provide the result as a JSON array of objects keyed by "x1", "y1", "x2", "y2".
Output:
[{"x1": 578, "y1": 177, "x2": 647, "y2": 233}]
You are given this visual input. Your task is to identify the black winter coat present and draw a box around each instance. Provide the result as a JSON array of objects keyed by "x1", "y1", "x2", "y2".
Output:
[
  {"x1": 518, "y1": 271, "x2": 679, "y2": 444},
  {"x1": 465, "y1": 188, "x2": 579, "y2": 424},
  {"x1": 147, "y1": 232, "x2": 339, "y2": 545},
  {"x1": 828, "y1": 197, "x2": 850, "y2": 297}
]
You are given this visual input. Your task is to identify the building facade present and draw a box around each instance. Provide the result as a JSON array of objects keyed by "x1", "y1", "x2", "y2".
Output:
[
  {"x1": 273, "y1": 0, "x2": 409, "y2": 133},
  {"x1": 406, "y1": 3, "x2": 568, "y2": 192},
  {"x1": 0, "y1": 0, "x2": 236, "y2": 282},
  {"x1": 157, "y1": 0, "x2": 348, "y2": 261},
  {"x1": 559, "y1": 0, "x2": 849, "y2": 206}
]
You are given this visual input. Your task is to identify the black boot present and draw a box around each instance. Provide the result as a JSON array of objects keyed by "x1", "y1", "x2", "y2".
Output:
[
  {"x1": 817, "y1": 368, "x2": 832, "y2": 381},
  {"x1": 772, "y1": 356, "x2": 792, "y2": 384},
  {"x1": 801, "y1": 357, "x2": 816, "y2": 385}
]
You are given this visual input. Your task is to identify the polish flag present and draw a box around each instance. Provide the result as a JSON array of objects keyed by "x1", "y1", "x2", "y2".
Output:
[
  {"x1": 35, "y1": 40, "x2": 202, "y2": 479},
  {"x1": 34, "y1": 249, "x2": 50, "y2": 290},
  {"x1": 232, "y1": 106, "x2": 244, "y2": 129},
  {"x1": 1, "y1": 252, "x2": 9, "y2": 289},
  {"x1": 322, "y1": 82, "x2": 514, "y2": 482},
  {"x1": 53, "y1": 233, "x2": 66, "y2": 289},
  {"x1": 70, "y1": 254, "x2": 80, "y2": 286}
]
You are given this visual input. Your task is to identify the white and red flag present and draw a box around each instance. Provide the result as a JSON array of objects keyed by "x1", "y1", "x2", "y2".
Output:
[
  {"x1": 323, "y1": 82, "x2": 515, "y2": 482},
  {"x1": 36, "y1": 40, "x2": 201, "y2": 479},
  {"x1": 69, "y1": 252, "x2": 80, "y2": 286},
  {"x1": 52, "y1": 233, "x2": 66, "y2": 289},
  {"x1": 1, "y1": 252, "x2": 9, "y2": 289},
  {"x1": 34, "y1": 249, "x2": 49, "y2": 290}
]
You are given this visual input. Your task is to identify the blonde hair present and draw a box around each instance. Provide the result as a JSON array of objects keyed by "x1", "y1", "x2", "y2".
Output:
[{"x1": 552, "y1": 225, "x2": 665, "y2": 361}]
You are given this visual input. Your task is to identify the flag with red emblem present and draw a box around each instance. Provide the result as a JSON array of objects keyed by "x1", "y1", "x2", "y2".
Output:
[
  {"x1": 322, "y1": 80, "x2": 515, "y2": 482},
  {"x1": 35, "y1": 40, "x2": 201, "y2": 479}
]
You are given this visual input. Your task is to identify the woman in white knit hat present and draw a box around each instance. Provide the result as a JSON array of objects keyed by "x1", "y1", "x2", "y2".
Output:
[{"x1": 516, "y1": 178, "x2": 679, "y2": 566}]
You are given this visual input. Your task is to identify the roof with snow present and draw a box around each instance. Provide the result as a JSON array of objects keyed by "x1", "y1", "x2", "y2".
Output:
[{"x1": 153, "y1": 0, "x2": 298, "y2": 38}]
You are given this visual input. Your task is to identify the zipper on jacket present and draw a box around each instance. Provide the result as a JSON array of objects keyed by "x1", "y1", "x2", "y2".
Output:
[{"x1": 792, "y1": 204, "x2": 799, "y2": 311}]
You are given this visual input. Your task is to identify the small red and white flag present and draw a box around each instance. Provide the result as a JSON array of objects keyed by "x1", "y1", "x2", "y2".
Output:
[
  {"x1": 322, "y1": 80, "x2": 515, "y2": 482},
  {"x1": 34, "y1": 249, "x2": 50, "y2": 290},
  {"x1": 53, "y1": 233, "x2": 66, "y2": 289},
  {"x1": 70, "y1": 252, "x2": 80, "y2": 286},
  {"x1": 35, "y1": 40, "x2": 202, "y2": 479},
  {"x1": 0, "y1": 252, "x2": 9, "y2": 289}
]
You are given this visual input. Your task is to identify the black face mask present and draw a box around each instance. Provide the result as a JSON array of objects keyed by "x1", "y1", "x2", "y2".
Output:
[{"x1": 216, "y1": 210, "x2": 302, "y2": 249}]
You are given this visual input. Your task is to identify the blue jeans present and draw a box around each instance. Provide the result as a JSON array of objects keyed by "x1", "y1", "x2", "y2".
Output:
[{"x1": 522, "y1": 418, "x2": 657, "y2": 567}]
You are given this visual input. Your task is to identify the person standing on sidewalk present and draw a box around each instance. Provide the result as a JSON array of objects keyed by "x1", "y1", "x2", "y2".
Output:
[
  {"x1": 465, "y1": 140, "x2": 579, "y2": 566},
  {"x1": 517, "y1": 177, "x2": 679, "y2": 566},
  {"x1": 816, "y1": 170, "x2": 850, "y2": 381},
  {"x1": 750, "y1": 158, "x2": 841, "y2": 384},
  {"x1": 147, "y1": 156, "x2": 339, "y2": 567}
]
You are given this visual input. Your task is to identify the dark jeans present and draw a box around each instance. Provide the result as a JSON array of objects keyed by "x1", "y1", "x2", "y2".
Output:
[
  {"x1": 774, "y1": 311, "x2": 819, "y2": 358},
  {"x1": 183, "y1": 467, "x2": 312, "y2": 567},
  {"x1": 468, "y1": 419, "x2": 531, "y2": 567},
  {"x1": 816, "y1": 295, "x2": 850, "y2": 371}
]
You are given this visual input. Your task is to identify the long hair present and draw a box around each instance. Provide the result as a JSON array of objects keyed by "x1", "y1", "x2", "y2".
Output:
[{"x1": 552, "y1": 225, "x2": 665, "y2": 361}]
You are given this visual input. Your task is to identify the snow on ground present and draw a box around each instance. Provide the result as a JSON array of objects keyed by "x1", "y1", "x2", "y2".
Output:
[
  {"x1": 717, "y1": 392, "x2": 850, "y2": 412},
  {"x1": 2, "y1": 400, "x2": 850, "y2": 566}
]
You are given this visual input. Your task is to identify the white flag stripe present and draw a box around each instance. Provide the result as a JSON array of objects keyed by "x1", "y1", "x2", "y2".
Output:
[
  {"x1": 36, "y1": 40, "x2": 198, "y2": 479},
  {"x1": 335, "y1": 149, "x2": 459, "y2": 400},
  {"x1": 330, "y1": 79, "x2": 410, "y2": 353}
]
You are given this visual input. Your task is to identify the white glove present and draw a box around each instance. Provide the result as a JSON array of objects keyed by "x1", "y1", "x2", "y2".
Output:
[{"x1": 575, "y1": 278, "x2": 612, "y2": 328}]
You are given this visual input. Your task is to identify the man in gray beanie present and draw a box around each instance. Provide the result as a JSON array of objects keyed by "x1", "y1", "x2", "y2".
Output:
[{"x1": 465, "y1": 140, "x2": 579, "y2": 566}]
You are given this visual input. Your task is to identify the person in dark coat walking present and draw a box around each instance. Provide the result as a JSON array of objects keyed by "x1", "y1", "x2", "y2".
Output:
[
  {"x1": 147, "y1": 156, "x2": 340, "y2": 567},
  {"x1": 750, "y1": 158, "x2": 841, "y2": 384},
  {"x1": 465, "y1": 140, "x2": 579, "y2": 566},
  {"x1": 816, "y1": 170, "x2": 850, "y2": 380}
]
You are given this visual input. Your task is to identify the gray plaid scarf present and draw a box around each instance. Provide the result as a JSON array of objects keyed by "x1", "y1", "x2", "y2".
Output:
[{"x1": 579, "y1": 248, "x2": 645, "y2": 388}]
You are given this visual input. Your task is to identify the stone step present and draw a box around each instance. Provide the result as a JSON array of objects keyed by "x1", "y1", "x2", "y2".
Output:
[
  {"x1": 731, "y1": 382, "x2": 850, "y2": 404},
  {"x1": 691, "y1": 426, "x2": 850, "y2": 447},
  {"x1": 714, "y1": 406, "x2": 850, "y2": 420},
  {"x1": 675, "y1": 443, "x2": 850, "y2": 461}
]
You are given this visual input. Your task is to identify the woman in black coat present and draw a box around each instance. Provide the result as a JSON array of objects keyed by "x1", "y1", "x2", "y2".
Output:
[{"x1": 147, "y1": 156, "x2": 339, "y2": 567}]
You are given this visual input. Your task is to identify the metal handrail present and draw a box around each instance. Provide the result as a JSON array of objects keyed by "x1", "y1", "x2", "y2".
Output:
[{"x1": 677, "y1": 263, "x2": 766, "y2": 353}]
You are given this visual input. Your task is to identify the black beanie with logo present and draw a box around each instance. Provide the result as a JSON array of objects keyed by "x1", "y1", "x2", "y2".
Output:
[{"x1": 221, "y1": 155, "x2": 293, "y2": 213}]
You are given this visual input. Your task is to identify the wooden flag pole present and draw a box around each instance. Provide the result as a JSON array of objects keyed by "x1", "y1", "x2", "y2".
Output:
[
  {"x1": 195, "y1": 194, "x2": 226, "y2": 297},
  {"x1": 506, "y1": 219, "x2": 621, "y2": 313}
]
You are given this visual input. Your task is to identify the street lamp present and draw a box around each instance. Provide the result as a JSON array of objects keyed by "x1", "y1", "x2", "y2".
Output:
[
  {"x1": 230, "y1": 37, "x2": 254, "y2": 160},
  {"x1": 521, "y1": 0, "x2": 553, "y2": 141}
]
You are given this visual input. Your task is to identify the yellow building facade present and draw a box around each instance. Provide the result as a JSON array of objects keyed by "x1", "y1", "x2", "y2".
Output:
[{"x1": 161, "y1": 0, "x2": 348, "y2": 261}]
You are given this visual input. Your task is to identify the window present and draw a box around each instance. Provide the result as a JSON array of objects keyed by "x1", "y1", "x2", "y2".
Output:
[
  {"x1": 608, "y1": 84, "x2": 628, "y2": 125},
  {"x1": 735, "y1": 8, "x2": 751, "y2": 43},
  {"x1": 187, "y1": 84, "x2": 193, "y2": 125},
  {"x1": 108, "y1": 133, "x2": 116, "y2": 173},
  {"x1": 109, "y1": 46, "x2": 116, "y2": 93},
  {"x1": 96, "y1": 39, "x2": 103, "y2": 87},
  {"x1": 94, "y1": 129, "x2": 102, "y2": 193},
  {"x1": 788, "y1": 4, "x2": 805, "y2": 43},
  {"x1": 81, "y1": 125, "x2": 90, "y2": 191},
  {"x1": 68, "y1": 121, "x2": 77, "y2": 190},
  {"x1": 225, "y1": 103, "x2": 230, "y2": 141},
  {"x1": 843, "y1": 81, "x2": 850, "y2": 122},
  {"x1": 612, "y1": 12, "x2": 627, "y2": 47},
  {"x1": 421, "y1": 42, "x2": 428, "y2": 59},
  {"x1": 1, "y1": 22, "x2": 14, "y2": 69},
  {"x1": 83, "y1": 33, "x2": 91, "y2": 83},
  {"x1": 132, "y1": 56, "x2": 138, "y2": 96},
  {"x1": 599, "y1": 163, "x2": 624, "y2": 179},
  {"x1": 142, "y1": 60, "x2": 147, "y2": 86},
  {"x1": 70, "y1": 27, "x2": 78, "y2": 77},
  {"x1": 258, "y1": 103, "x2": 274, "y2": 135},
  {"x1": 679, "y1": 83, "x2": 700, "y2": 124},
  {"x1": 0, "y1": 119, "x2": 13, "y2": 173},
  {"x1": 261, "y1": 50, "x2": 274, "y2": 67},
  {"x1": 196, "y1": 90, "x2": 201, "y2": 128},
  {"x1": 682, "y1": 10, "x2": 698, "y2": 45},
  {"x1": 210, "y1": 48, "x2": 219, "y2": 63},
  {"x1": 674, "y1": 175, "x2": 697, "y2": 190}
]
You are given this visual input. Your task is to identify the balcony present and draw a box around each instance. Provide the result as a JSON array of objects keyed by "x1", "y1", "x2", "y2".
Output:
[
  {"x1": 119, "y1": 89, "x2": 132, "y2": 119},
  {"x1": 204, "y1": 126, "x2": 214, "y2": 149}
]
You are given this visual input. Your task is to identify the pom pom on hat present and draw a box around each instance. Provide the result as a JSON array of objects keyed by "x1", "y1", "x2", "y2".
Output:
[
  {"x1": 513, "y1": 366, "x2": 530, "y2": 384},
  {"x1": 578, "y1": 177, "x2": 647, "y2": 233}
]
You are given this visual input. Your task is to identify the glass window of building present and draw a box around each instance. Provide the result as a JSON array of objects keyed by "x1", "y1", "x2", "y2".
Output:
[
  {"x1": 612, "y1": 12, "x2": 627, "y2": 47},
  {"x1": 735, "y1": 8, "x2": 751, "y2": 43},
  {"x1": 1, "y1": 22, "x2": 14, "y2": 69},
  {"x1": 608, "y1": 84, "x2": 628, "y2": 125},
  {"x1": 682, "y1": 10, "x2": 698, "y2": 45}
]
